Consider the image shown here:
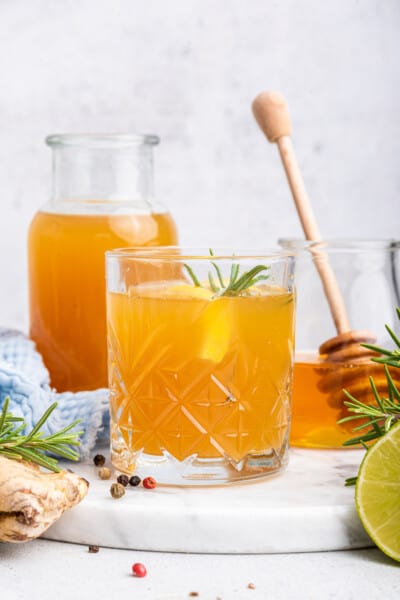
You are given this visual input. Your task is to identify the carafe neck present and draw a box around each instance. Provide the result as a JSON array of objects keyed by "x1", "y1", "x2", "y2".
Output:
[{"x1": 47, "y1": 134, "x2": 159, "y2": 211}]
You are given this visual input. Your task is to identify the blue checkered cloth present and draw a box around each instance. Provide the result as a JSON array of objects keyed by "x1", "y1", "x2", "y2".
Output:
[{"x1": 0, "y1": 328, "x2": 110, "y2": 458}]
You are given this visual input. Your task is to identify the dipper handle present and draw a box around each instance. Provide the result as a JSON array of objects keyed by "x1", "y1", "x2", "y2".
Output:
[{"x1": 252, "y1": 91, "x2": 350, "y2": 334}]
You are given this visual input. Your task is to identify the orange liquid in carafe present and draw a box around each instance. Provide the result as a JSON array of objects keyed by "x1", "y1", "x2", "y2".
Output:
[{"x1": 28, "y1": 210, "x2": 178, "y2": 392}]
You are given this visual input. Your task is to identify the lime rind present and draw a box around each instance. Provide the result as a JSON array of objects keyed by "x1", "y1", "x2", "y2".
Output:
[{"x1": 355, "y1": 420, "x2": 400, "y2": 562}]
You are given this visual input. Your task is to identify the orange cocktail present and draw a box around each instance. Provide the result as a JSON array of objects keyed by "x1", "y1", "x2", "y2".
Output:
[
  {"x1": 29, "y1": 210, "x2": 177, "y2": 392},
  {"x1": 106, "y1": 249, "x2": 295, "y2": 485}
]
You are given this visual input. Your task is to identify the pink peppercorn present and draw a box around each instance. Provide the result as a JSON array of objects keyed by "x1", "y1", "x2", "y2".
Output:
[
  {"x1": 143, "y1": 476, "x2": 157, "y2": 489},
  {"x1": 132, "y1": 562, "x2": 147, "y2": 577}
]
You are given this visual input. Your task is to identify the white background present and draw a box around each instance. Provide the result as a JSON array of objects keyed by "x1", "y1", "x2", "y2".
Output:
[{"x1": 0, "y1": 0, "x2": 399, "y2": 329}]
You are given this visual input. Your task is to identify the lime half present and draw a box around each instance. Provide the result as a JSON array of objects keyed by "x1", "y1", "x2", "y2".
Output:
[{"x1": 355, "y1": 421, "x2": 400, "y2": 561}]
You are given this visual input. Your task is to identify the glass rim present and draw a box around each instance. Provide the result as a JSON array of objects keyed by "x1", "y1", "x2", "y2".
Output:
[
  {"x1": 278, "y1": 238, "x2": 398, "y2": 251},
  {"x1": 45, "y1": 133, "x2": 160, "y2": 149},
  {"x1": 106, "y1": 246, "x2": 295, "y2": 261}
]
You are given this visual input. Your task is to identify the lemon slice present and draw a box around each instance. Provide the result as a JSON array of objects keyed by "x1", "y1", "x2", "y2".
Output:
[
  {"x1": 355, "y1": 421, "x2": 400, "y2": 561},
  {"x1": 198, "y1": 297, "x2": 232, "y2": 363},
  {"x1": 130, "y1": 282, "x2": 214, "y2": 300},
  {"x1": 164, "y1": 284, "x2": 232, "y2": 362},
  {"x1": 165, "y1": 284, "x2": 214, "y2": 300}
]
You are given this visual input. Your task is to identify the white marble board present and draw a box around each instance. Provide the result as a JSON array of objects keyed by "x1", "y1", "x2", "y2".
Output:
[{"x1": 43, "y1": 448, "x2": 373, "y2": 554}]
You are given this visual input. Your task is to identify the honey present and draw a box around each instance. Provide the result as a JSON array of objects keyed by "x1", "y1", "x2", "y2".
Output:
[{"x1": 290, "y1": 353, "x2": 399, "y2": 448}]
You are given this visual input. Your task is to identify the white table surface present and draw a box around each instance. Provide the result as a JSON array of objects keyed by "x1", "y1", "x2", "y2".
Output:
[{"x1": 1, "y1": 539, "x2": 399, "y2": 600}]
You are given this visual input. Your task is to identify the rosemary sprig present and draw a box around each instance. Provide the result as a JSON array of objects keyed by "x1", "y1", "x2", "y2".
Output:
[
  {"x1": 183, "y1": 263, "x2": 201, "y2": 287},
  {"x1": 184, "y1": 249, "x2": 270, "y2": 297},
  {"x1": 0, "y1": 397, "x2": 83, "y2": 472},
  {"x1": 339, "y1": 308, "x2": 400, "y2": 485},
  {"x1": 224, "y1": 265, "x2": 270, "y2": 296}
]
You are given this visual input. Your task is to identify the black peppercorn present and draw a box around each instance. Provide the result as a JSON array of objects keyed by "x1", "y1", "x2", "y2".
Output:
[
  {"x1": 88, "y1": 545, "x2": 100, "y2": 553},
  {"x1": 93, "y1": 454, "x2": 106, "y2": 467},
  {"x1": 117, "y1": 474, "x2": 129, "y2": 487},
  {"x1": 129, "y1": 475, "x2": 141, "y2": 487}
]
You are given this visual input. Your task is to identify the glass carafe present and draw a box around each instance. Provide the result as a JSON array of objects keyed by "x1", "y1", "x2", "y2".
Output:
[
  {"x1": 279, "y1": 239, "x2": 400, "y2": 449},
  {"x1": 28, "y1": 134, "x2": 178, "y2": 392}
]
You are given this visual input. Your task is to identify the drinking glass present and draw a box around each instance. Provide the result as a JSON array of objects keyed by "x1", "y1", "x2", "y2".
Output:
[{"x1": 106, "y1": 247, "x2": 295, "y2": 485}]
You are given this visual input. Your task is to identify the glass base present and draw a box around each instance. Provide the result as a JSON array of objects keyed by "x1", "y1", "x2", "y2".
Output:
[{"x1": 111, "y1": 445, "x2": 289, "y2": 486}]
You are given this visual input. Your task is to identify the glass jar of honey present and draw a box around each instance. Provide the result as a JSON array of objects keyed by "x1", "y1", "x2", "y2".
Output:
[
  {"x1": 28, "y1": 134, "x2": 178, "y2": 392},
  {"x1": 279, "y1": 239, "x2": 400, "y2": 449}
]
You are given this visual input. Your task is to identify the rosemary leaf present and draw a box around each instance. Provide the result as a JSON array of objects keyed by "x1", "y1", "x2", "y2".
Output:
[
  {"x1": 0, "y1": 398, "x2": 82, "y2": 472},
  {"x1": 385, "y1": 324, "x2": 400, "y2": 349},
  {"x1": 361, "y1": 343, "x2": 393, "y2": 357},
  {"x1": 370, "y1": 377, "x2": 386, "y2": 413},
  {"x1": 20, "y1": 402, "x2": 58, "y2": 443},
  {"x1": 384, "y1": 365, "x2": 400, "y2": 404},
  {"x1": 208, "y1": 249, "x2": 225, "y2": 288},
  {"x1": 208, "y1": 272, "x2": 219, "y2": 293},
  {"x1": 229, "y1": 263, "x2": 240, "y2": 286},
  {"x1": 44, "y1": 419, "x2": 83, "y2": 440},
  {"x1": 183, "y1": 263, "x2": 201, "y2": 287},
  {"x1": 342, "y1": 430, "x2": 380, "y2": 446},
  {"x1": 0, "y1": 396, "x2": 9, "y2": 433}
]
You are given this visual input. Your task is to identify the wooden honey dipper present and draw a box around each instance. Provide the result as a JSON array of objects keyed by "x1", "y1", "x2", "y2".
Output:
[{"x1": 252, "y1": 91, "x2": 380, "y2": 400}]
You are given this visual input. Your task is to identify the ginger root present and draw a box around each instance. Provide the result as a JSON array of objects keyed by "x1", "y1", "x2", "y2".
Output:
[{"x1": 0, "y1": 455, "x2": 89, "y2": 542}]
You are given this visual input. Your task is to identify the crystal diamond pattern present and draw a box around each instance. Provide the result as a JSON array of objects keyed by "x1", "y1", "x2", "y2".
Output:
[
  {"x1": 111, "y1": 341, "x2": 290, "y2": 462},
  {"x1": 108, "y1": 284, "x2": 294, "y2": 466}
]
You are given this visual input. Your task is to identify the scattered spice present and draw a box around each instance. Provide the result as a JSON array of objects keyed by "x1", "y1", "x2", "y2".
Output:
[
  {"x1": 88, "y1": 545, "x2": 99, "y2": 553},
  {"x1": 98, "y1": 467, "x2": 112, "y2": 480},
  {"x1": 247, "y1": 583, "x2": 256, "y2": 590},
  {"x1": 129, "y1": 475, "x2": 141, "y2": 487},
  {"x1": 117, "y1": 474, "x2": 130, "y2": 487},
  {"x1": 131, "y1": 562, "x2": 147, "y2": 577},
  {"x1": 143, "y1": 476, "x2": 157, "y2": 489},
  {"x1": 189, "y1": 592, "x2": 199, "y2": 597},
  {"x1": 93, "y1": 454, "x2": 106, "y2": 467},
  {"x1": 110, "y1": 482, "x2": 125, "y2": 499}
]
